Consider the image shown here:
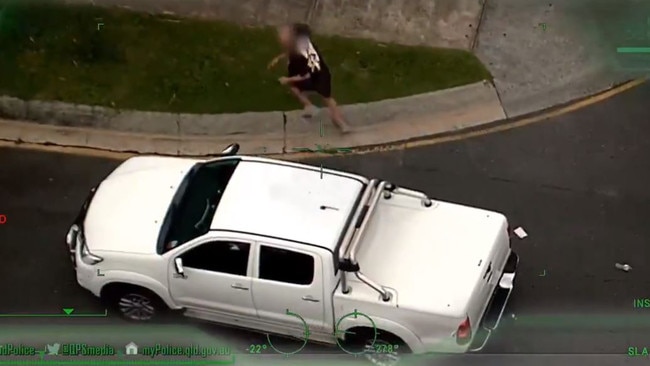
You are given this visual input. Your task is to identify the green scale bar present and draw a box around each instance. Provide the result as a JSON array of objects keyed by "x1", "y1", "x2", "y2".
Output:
[{"x1": 617, "y1": 47, "x2": 650, "y2": 53}]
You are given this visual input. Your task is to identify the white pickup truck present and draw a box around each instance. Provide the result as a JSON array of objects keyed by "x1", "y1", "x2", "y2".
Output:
[{"x1": 66, "y1": 144, "x2": 518, "y2": 364}]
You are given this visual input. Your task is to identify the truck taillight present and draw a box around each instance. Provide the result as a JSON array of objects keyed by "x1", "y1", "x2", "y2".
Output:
[{"x1": 456, "y1": 316, "x2": 472, "y2": 345}]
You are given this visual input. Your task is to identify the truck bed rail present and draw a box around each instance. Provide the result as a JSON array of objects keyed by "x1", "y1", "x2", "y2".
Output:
[{"x1": 337, "y1": 179, "x2": 434, "y2": 301}]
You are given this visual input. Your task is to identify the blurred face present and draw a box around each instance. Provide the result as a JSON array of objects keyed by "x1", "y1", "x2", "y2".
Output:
[{"x1": 277, "y1": 25, "x2": 294, "y2": 49}]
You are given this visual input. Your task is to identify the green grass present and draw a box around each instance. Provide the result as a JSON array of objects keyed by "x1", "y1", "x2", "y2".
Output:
[{"x1": 0, "y1": 1, "x2": 491, "y2": 114}]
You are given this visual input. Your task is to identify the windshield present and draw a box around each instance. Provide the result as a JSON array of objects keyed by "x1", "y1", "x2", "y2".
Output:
[{"x1": 157, "y1": 158, "x2": 240, "y2": 253}]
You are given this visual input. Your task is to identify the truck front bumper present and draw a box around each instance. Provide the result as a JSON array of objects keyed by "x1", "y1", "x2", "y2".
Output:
[{"x1": 469, "y1": 250, "x2": 519, "y2": 352}]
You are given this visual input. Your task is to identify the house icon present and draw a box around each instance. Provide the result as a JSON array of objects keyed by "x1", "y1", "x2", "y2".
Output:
[{"x1": 125, "y1": 342, "x2": 138, "y2": 355}]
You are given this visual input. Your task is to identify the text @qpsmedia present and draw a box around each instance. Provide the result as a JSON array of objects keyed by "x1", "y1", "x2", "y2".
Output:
[{"x1": 61, "y1": 344, "x2": 115, "y2": 356}]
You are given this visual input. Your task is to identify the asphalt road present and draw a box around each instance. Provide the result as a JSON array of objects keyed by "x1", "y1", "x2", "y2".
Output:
[{"x1": 1, "y1": 82, "x2": 650, "y2": 365}]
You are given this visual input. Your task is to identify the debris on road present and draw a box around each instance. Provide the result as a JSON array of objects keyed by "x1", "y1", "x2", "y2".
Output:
[
  {"x1": 615, "y1": 263, "x2": 632, "y2": 272},
  {"x1": 513, "y1": 226, "x2": 528, "y2": 239}
]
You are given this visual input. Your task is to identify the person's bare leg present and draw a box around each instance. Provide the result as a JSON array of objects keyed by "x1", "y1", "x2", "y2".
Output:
[
  {"x1": 289, "y1": 87, "x2": 317, "y2": 118},
  {"x1": 323, "y1": 97, "x2": 350, "y2": 133},
  {"x1": 289, "y1": 87, "x2": 313, "y2": 107}
]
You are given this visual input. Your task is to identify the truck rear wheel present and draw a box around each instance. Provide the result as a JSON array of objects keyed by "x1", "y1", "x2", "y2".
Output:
[
  {"x1": 344, "y1": 328, "x2": 408, "y2": 366},
  {"x1": 365, "y1": 331, "x2": 410, "y2": 366}
]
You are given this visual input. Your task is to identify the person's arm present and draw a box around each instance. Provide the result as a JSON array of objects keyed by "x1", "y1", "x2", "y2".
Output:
[
  {"x1": 287, "y1": 73, "x2": 310, "y2": 82},
  {"x1": 267, "y1": 53, "x2": 287, "y2": 69},
  {"x1": 279, "y1": 73, "x2": 310, "y2": 85}
]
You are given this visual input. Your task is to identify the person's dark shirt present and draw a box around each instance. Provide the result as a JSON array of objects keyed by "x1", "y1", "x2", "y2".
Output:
[{"x1": 287, "y1": 34, "x2": 329, "y2": 78}]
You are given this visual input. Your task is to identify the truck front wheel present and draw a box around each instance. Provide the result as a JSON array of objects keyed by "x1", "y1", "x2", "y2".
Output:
[{"x1": 102, "y1": 284, "x2": 167, "y2": 322}]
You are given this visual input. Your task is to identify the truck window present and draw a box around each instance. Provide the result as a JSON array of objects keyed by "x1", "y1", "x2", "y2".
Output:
[
  {"x1": 259, "y1": 246, "x2": 314, "y2": 285},
  {"x1": 181, "y1": 241, "x2": 250, "y2": 276},
  {"x1": 158, "y1": 159, "x2": 240, "y2": 253}
]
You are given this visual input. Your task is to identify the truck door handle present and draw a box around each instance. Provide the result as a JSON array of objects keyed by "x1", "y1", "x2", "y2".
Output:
[
  {"x1": 301, "y1": 295, "x2": 320, "y2": 302},
  {"x1": 483, "y1": 262, "x2": 492, "y2": 279},
  {"x1": 231, "y1": 283, "x2": 249, "y2": 291}
]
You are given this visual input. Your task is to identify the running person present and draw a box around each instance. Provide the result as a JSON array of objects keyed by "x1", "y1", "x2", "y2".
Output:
[{"x1": 268, "y1": 23, "x2": 351, "y2": 133}]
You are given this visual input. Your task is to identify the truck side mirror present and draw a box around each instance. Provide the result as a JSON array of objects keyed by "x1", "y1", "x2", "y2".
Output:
[{"x1": 221, "y1": 143, "x2": 240, "y2": 155}]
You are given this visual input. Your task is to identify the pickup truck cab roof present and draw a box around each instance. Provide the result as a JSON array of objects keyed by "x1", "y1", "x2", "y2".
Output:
[
  {"x1": 85, "y1": 154, "x2": 367, "y2": 256},
  {"x1": 210, "y1": 157, "x2": 367, "y2": 253}
]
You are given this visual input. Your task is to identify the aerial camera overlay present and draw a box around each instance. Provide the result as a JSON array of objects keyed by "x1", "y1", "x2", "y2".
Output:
[{"x1": 0, "y1": 0, "x2": 650, "y2": 365}]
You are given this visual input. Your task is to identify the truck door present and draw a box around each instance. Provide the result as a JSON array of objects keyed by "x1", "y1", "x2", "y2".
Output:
[
  {"x1": 250, "y1": 243, "x2": 327, "y2": 338},
  {"x1": 168, "y1": 239, "x2": 257, "y2": 319}
]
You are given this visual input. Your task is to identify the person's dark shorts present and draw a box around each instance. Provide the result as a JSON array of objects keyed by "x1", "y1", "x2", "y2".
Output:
[
  {"x1": 288, "y1": 68, "x2": 332, "y2": 98},
  {"x1": 293, "y1": 76, "x2": 331, "y2": 98}
]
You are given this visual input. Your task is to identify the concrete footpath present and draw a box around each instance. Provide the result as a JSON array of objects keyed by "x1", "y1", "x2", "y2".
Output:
[
  {"x1": 474, "y1": 0, "x2": 643, "y2": 117},
  {"x1": 0, "y1": 81, "x2": 506, "y2": 156}
]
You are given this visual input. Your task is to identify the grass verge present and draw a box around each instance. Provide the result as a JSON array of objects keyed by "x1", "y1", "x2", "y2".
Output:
[{"x1": 0, "y1": 2, "x2": 492, "y2": 114}]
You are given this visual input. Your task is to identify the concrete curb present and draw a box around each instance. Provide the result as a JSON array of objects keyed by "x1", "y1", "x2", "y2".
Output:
[{"x1": 0, "y1": 80, "x2": 506, "y2": 156}]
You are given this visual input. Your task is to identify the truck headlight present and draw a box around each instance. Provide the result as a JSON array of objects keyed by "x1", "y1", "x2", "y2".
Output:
[{"x1": 78, "y1": 232, "x2": 103, "y2": 265}]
